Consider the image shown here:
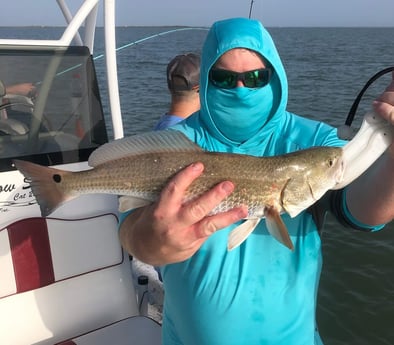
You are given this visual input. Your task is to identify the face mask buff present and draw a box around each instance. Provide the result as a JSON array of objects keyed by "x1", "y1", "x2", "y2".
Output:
[{"x1": 206, "y1": 84, "x2": 275, "y2": 142}]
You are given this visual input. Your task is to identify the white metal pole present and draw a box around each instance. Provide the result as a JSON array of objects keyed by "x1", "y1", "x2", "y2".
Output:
[
  {"x1": 56, "y1": 0, "x2": 84, "y2": 46},
  {"x1": 104, "y1": 0, "x2": 124, "y2": 139}
]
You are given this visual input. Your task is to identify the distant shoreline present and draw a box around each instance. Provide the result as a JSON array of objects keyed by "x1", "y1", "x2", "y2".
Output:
[{"x1": 1, "y1": 25, "x2": 394, "y2": 29}]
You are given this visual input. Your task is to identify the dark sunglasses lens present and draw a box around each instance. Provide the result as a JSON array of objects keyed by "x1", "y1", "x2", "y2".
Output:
[
  {"x1": 210, "y1": 68, "x2": 271, "y2": 89},
  {"x1": 209, "y1": 69, "x2": 237, "y2": 89},
  {"x1": 243, "y1": 69, "x2": 271, "y2": 88}
]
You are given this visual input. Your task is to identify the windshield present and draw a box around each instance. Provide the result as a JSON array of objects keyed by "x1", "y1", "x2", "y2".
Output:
[{"x1": 0, "y1": 45, "x2": 108, "y2": 172}]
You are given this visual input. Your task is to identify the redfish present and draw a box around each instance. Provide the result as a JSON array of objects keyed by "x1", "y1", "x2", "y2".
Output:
[{"x1": 13, "y1": 130, "x2": 345, "y2": 251}]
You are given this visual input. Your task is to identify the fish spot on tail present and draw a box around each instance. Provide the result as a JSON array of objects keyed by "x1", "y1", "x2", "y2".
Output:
[{"x1": 13, "y1": 159, "x2": 72, "y2": 217}]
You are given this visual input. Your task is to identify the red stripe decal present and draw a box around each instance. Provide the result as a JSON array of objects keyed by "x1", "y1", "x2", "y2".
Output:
[{"x1": 8, "y1": 218, "x2": 54, "y2": 293}]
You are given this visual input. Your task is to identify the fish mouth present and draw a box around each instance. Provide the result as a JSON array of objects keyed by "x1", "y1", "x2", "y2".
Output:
[
  {"x1": 336, "y1": 159, "x2": 346, "y2": 184},
  {"x1": 333, "y1": 112, "x2": 394, "y2": 190}
]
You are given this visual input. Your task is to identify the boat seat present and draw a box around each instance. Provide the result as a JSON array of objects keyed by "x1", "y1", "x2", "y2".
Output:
[
  {"x1": 0, "y1": 214, "x2": 161, "y2": 345},
  {"x1": 0, "y1": 117, "x2": 29, "y2": 135},
  {"x1": 56, "y1": 316, "x2": 161, "y2": 345},
  {"x1": 0, "y1": 78, "x2": 34, "y2": 135}
]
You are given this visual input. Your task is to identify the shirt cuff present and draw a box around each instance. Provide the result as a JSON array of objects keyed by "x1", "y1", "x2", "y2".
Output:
[{"x1": 341, "y1": 188, "x2": 385, "y2": 232}]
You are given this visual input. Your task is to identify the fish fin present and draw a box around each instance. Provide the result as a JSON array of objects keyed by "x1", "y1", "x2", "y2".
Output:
[
  {"x1": 13, "y1": 160, "x2": 74, "y2": 217},
  {"x1": 264, "y1": 206, "x2": 294, "y2": 251},
  {"x1": 227, "y1": 218, "x2": 261, "y2": 251},
  {"x1": 118, "y1": 196, "x2": 152, "y2": 212},
  {"x1": 285, "y1": 202, "x2": 310, "y2": 218},
  {"x1": 89, "y1": 130, "x2": 202, "y2": 167}
]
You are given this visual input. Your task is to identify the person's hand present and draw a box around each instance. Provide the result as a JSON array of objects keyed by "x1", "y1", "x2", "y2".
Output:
[
  {"x1": 6, "y1": 83, "x2": 36, "y2": 97},
  {"x1": 373, "y1": 71, "x2": 394, "y2": 155},
  {"x1": 121, "y1": 162, "x2": 248, "y2": 265}
]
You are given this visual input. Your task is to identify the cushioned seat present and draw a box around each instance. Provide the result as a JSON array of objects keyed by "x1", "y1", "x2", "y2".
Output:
[
  {"x1": 0, "y1": 214, "x2": 161, "y2": 345},
  {"x1": 56, "y1": 316, "x2": 161, "y2": 345}
]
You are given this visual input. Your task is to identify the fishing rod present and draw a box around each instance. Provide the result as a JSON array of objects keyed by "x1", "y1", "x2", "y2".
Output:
[{"x1": 248, "y1": 0, "x2": 255, "y2": 19}]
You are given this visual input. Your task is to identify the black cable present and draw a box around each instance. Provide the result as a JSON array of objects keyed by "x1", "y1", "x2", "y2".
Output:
[{"x1": 345, "y1": 66, "x2": 394, "y2": 126}]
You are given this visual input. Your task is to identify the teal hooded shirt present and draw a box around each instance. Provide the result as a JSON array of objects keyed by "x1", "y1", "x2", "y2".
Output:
[{"x1": 159, "y1": 18, "x2": 347, "y2": 345}]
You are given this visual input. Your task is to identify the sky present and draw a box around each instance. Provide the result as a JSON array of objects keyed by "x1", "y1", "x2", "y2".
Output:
[{"x1": 2, "y1": 0, "x2": 394, "y2": 27}]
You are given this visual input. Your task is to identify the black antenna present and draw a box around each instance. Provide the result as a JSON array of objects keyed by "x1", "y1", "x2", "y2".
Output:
[{"x1": 248, "y1": 0, "x2": 255, "y2": 18}]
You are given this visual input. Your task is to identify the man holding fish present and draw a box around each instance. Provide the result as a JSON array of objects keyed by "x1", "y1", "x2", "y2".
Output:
[
  {"x1": 14, "y1": 17, "x2": 393, "y2": 345},
  {"x1": 118, "y1": 18, "x2": 394, "y2": 344}
]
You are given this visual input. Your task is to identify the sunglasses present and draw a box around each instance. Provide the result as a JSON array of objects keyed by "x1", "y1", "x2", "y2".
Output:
[{"x1": 209, "y1": 68, "x2": 272, "y2": 89}]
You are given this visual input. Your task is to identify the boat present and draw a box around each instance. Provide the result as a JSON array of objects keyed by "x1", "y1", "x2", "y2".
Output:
[{"x1": 0, "y1": 0, "x2": 162, "y2": 344}]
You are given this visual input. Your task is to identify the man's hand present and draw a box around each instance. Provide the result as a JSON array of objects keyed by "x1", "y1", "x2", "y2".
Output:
[{"x1": 120, "y1": 162, "x2": 248, "y2": 266}]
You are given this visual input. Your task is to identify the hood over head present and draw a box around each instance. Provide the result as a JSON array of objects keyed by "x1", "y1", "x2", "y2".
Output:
[{"x1": 199, "y1": 17, "x2": 288, "y2": 146}]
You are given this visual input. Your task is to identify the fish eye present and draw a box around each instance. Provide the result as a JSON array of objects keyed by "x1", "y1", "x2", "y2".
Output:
[
  {"x1": 328, "y1": 159, "x2": 334, "y2": 167},
  {"x1": 53, "y1": 174, "x2": 62, "y2": 183}
]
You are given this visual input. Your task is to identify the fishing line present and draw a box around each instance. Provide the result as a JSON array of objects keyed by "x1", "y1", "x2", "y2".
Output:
[
  {"x1": 36, "y1": 27, "x2": 208, "y2": 82},
  {"x1": 29, "y1": 25, "x2": 209, "y2": 134},
  {"x1": 93, "y1": 27, "x2": 208, "y2": 61},
  {"x1": 31, "y1": 27, "x2": 208, "y2": 129}
]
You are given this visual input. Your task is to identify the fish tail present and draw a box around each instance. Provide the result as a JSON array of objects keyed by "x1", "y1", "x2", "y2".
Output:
[{"x1": 13, "y1": 160, "x2": 73, "y2": 217}]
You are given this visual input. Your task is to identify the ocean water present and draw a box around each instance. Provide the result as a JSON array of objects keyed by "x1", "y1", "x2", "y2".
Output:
[{"x1": 1, "y1": 26, "x2": 394, "y2": 344}]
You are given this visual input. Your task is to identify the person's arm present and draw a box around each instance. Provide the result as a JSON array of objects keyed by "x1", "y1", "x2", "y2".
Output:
[
  {"x1": 346, "y1": 72, "x2": 394, "y2": 226},
  {"x1": 5, "y1": 83, "x2": 35, "y2": 96},
  {"x1": 119, "y1": 162, "x2": 248, "y2": 266}
]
